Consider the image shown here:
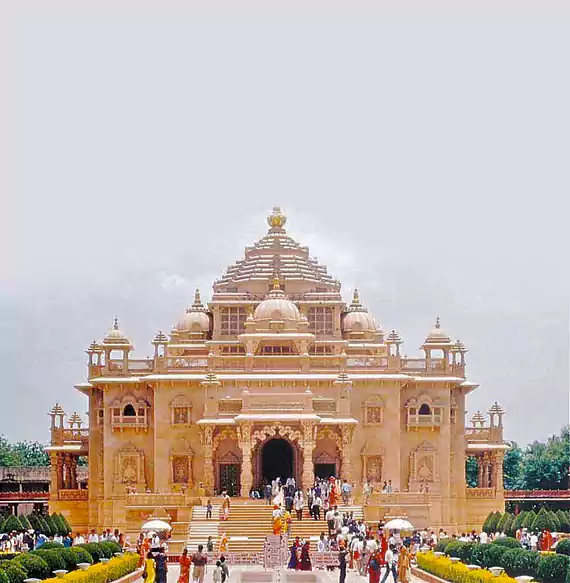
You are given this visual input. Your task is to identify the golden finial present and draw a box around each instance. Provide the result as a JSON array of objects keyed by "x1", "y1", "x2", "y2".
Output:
[
  {"x1": 272, "y1": 276, "x2": 281, "y2": 290},
  {"x1": 267, "y1": 206, "x2": 287, "y2": 230}
]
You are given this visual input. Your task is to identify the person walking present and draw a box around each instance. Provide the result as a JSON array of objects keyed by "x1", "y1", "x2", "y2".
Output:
[
  {"x1": 380, "y1": 545, "x2": 397, "y2": 583},
  {"x1": 143, "y1": 550, "x2": 156, "y2": 583},
  {"x1": 311, "y1": 494, "x2": 323, "y2": 521},
  {"x1": 154, "y1": 547, "x2": 169, "y2": 583},
  {"x1": 191, "y1": 544, "x2": 208, "y2": 583},
  {"x1": 294, "y1": 491, "x2": 304, "y2": 521},
  {"x1": 219, "y1": 556, "x2": 229, "y2": 583},
  {"x1": 398, "y1": 546, "x2": 410, "y2": 583},
  {"x1": 341, "y1": 480, "x2": 352, "y2": 505},
  {"x1": 338, "y1": 544, "x2": 348, "y2": 583},
  {"x1": 205, "y1": 500, "x2": 212, "y2": 520},
  {"x1": 178, "y1": 548, "x2": 191, "y2": 583}
]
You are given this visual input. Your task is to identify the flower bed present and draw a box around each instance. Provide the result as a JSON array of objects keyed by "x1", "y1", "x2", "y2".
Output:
[
  {"x1": 41, "y1": 554, "x2": 140, "y2": 583},
  {"x1": 416, "y1": 549, "x2": 570, "y2": 583}
]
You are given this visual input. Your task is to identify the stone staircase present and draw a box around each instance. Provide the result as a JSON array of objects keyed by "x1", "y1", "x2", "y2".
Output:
[
  {"x1": 201, "y1": 499, "x2": 364, "y2": 554},
  {"x1": 185, "y1": 502, "x2": 222, "y2": 551}
]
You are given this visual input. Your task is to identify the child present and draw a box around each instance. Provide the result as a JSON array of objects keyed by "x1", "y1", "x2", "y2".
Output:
[
  {"x1": 212, "y1": 561, "x2": 222, "y2": 583},
  {"x1": 206, "y1": 500, "x2": 212, "y2": 520}
]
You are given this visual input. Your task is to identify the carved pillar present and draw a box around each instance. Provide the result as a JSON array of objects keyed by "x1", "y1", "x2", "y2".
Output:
[
  {"x1": 340, "y1": 426, "x2": 354, "y2": 483},
  {"x1": 301, "y1": 422, "x2": 316, "y2": 490},
  {"x1": 63, "y1": 454, "x2": 71, "y2": 489},
  {"x1": 70, "y1": 456, "x2": 78, "y2": 489},
  {"x1": 494, "y1": 452, "x2": 504, "y2": 492},
  {"x1": 238, "y1": 423, "x2": 253, "y2": 497},
  {"x1": 201, "y1": 427, "x2": 215, "y2": 494}
]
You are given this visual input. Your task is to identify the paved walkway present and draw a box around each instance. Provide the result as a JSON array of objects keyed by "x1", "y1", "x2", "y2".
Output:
[{"x1": 155, "y1": 564, "x2": 424, "y2": 583}]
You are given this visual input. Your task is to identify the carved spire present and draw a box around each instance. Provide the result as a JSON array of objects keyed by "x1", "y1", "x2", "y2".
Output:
[
  {"x1": 267, "y1": 206, "x2": 287, "y2": 231},
  {"x1": 192, "y1": 288, "x2": 203, "y2": 308}
]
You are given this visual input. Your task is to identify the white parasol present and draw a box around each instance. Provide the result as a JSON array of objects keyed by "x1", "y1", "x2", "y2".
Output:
[
  {"x1": 141, "y1": 519, "x2": 172, "y2": 532},
  {"x1": 383, "y1": 518, "x2": 414, "y2": 531}
]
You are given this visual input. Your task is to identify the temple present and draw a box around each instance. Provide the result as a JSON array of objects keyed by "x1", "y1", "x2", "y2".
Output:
[{"x1": 47, "y1": 207, "x2": 508, "y2": 544}]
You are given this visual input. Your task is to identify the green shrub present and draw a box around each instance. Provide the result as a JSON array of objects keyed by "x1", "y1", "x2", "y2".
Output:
[
  {"x1": 497, "y1": 512, "x2": 512, "y2": 532},
  {"x1": 18, "y1": 516, "x2": 31, "y2": 531},
  {"x1": 57, "y1": 549, "x2": 78, "y2": 571},
  {"x1": 514, "y1": 550, "x2": 540, "y2": 579},
  {"x1": 30, "y1": 549, "x2": 66, "y2": 573},
  {"x1": 470, "y1": 544, "x2": 487, "y2": 567},
  {"x1": 501, "y1": 548, "x2": 527, "y2": 577},
  {"x1": 0, "y1": 556, "x2": 18, "y2": 563},
  {"x1": 444, "y1": 541, "x2": 464, "y2": 558},
  {"x1": 511, "y1": 511, "x2": 527, "y2": 533},
  {"x1": 77, "y1": 544, "x2": 103, "y2": 563},
  {"x1": 58, "y1": 514, "x2": 71, "y2": 535},
  {"x1": 435, "y1": 539, "x2": 449, "y2": 553},
  {"x1": 0, "y1": 564, "x2": 27, "y2": 583},
  {"x1": 482, "y1": 544, "x2": 507, "y2": 568},
  {"x1": 100, "y1": 540, "x2": 121, "y2": 555},
  {"x1": 40, "y1": 541, "x2": 65, "y2": 550},
  {"x1": 96, "y1": 543, "x2": 113, "y2": 559},
  {"x1": 555, "y1": 511, "x2": 570, "y2": 534},
  {"x1": 13, "y1": 553, "x2": 50, "y2": 579},
  {"x1": 533, "y1": 508, "x2": 556, "y2": 533},
  {"x1": 485, "y1": 511, "x2": 502, "y2": 534},
  {"x1": 68, "y1": 547, "x2": 93, "y2": 565},
  {"x1": 522, "y1": 510, "x2": 537, "y2": 529},
  {"x1": 458, "y1": 542, "x2": 476, "y2": 564},
  {"x1": 556, "y1": 538, "x2": 570, "y2": 556},
  {"x1": 0, "y1": 570, "x2": 8, "y2": 583},
  {"x1": 1, "y1": 516, "x2": 22, "y2": 533},
  {"x1": 482, "y1": 511, "x2": 495, "y2": 533},
  {"x1": 492, "y1": 537, "x2": 522, "y2": 549},
  {"x1": 537, "y1": 553, "x2": 569, "y2": 583}
]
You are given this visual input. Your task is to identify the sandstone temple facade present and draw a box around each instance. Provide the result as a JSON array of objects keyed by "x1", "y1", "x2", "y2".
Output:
[{"x1": 47, "y1": 207, "x2": 508, "y2": 537}]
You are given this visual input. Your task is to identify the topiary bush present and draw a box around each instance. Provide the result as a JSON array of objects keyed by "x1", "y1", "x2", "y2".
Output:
[
  {"x1": 57, "y1": 548, "x2": 78, "y2": 572},
  {"x1": 492, "y1": 537, "x2": 522, "y2": 549},
  {"x1": 40, "y1": 541, "x2": 65, "y2": 550},
  {"x1": 482, "y1": 544, "x2": 507, "y2": 568},
  {"x1": 13, "y1": 553, "x2": 50, "y2": 579},
  {"x1": 30, "y1": 549, "x2": 66, "y2": 573},
  {"x1": 533, "y1": 508, "x2": 555, "y2": 533},
  {"x1": 458, "y1": 542, "x2": 476, "y2": 564},
  {"x1": 501, "y1": 548, "x2": 527, "y2": 577},
  {"x1": 513, "y1": 550, "x2": 540, "y2": 579},
  {"x1": 522, "y1": 510, "x2": 537, "y2": 529},
  {"x1": 470, "y1": 544, "x2": 487, "y2": 567},
  {"x1": 555, "y1": 538, "x2": 570, "y2": 556},
  {"x1": 537, "y1": 553, "x2": 569, "y2": 583},
  {"x1": 1, "y1": 516, "x2": 22, "y2": 533},
  {"x1": 96, "y1": 543, "x2": 113, "y2": 559},
  {"x1": 0, "y1": 570, "x2": 8, "y2": 583},
  {"x1": 68, "y1": 547, "x2": 93, "y2": 565},
  {"x1": 555, "y1": 511, "x2": 570, "y2": 534},
  {"x1": 0, "y1": 563, "x2": 27, "y2": 583},
  {"x1": 511, "y1": 511, "x2": 527, "y2": 534},
  {"x1": 444, "y1": 541, "x2": 464, "y2": 558},
  {"x1": 435, "y1": 539, "x2": 449, "y2": 553},
  {"x1": 100, "y1": 540, "x2": 121, "y2": 555},
  {"x1": 78, "y1": 543, "x2": 103, "y2": 563}
]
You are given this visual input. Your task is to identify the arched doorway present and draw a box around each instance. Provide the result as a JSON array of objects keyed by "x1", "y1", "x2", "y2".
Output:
[{"x1": 261, "y1": 438, "x2": 294, "y2": 484}]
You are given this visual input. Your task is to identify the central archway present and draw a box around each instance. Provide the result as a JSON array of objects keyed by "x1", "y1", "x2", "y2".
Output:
[{"x1": 261, "y1": 438, "x2": 294, "y2": 483}]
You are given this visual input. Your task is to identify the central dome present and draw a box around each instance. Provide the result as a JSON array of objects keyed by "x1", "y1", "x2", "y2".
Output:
[{"x1": 253, "y1": 285, "x2": 301, "y2": 322}]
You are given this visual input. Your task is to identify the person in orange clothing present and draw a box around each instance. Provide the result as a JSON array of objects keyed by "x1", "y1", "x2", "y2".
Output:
[
  {"x1": 178, "y1": 548, "x2": 191, "y2": 583},
  {"x1": 541, "y1": 529, "x2": 553, "y2": 551},
  {"x1": 138, "y1": 536, "x2": 151, "y2": 567}
]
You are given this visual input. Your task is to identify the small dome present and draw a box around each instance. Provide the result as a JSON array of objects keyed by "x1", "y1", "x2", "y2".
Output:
[
  {"x1": 103, "y1": 317, "x2": 130, "y2": 345},
  {"x1": 342, "y1": 289, "x2": 378, "y2": 333},
  {"x1": 253, "y1": 279, "x2": 300, "y2": 322},
  {"x1": 424, "y1": 317, "x2": 452, "y2": 344},
  {"x1": 174, "y1": 289, "x2": 211, "y2": 333}
]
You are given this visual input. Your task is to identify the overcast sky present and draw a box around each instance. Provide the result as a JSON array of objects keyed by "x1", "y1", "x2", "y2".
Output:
[{"x1": 1, "y1": 8, "x2": 568, "y2": 445}]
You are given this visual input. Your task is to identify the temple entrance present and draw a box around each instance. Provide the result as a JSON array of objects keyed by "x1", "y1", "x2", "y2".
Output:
[
  {"x1": 219, "y1": 463, "x2": 240, "y2": 496},
  {"x1": 314, "y1": 463, "x2": 337, "y2": 479},
  {"x1": 261, "y1": 438, "x2": 294, "y2": 484}
]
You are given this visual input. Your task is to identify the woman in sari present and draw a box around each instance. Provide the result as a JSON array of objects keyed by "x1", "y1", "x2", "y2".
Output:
[
  {"x1": 287, "y1": 538, "x2": 300, "y2": 569},
  {"x1": 219, "y1": 532, "x2": 229, "y2": 553},
  {"x1": 298, "y1": 541, "x2": 312, "y2": 571},
  {"x1": 398, "y1": 545, "x2": 411, "y2": 583},
  {"x1": 178, "y1": 548, "x2": 191, "y2": 583},
  {"x1": 368, "y1": 548, "x2": 382, "y2": 583},
  {"x1": 139, "y1": 537, "x2": 151, "y2": 568}
]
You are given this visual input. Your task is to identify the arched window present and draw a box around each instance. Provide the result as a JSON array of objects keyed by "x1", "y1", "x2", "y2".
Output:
[
  {"x1": 418, "y1": 403, "x2": 431, "y2": 416},
  {"x1": 123, "y1": 404, "x2": 136, "y2": 417}
]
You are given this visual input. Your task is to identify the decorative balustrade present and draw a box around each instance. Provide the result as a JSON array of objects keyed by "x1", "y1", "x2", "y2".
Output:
[
  {"x1": 50, "y1": 427, "x2": 90, "y2": 447},
  {"x1": 504, "y1": 489, "x2": 570, "y2": 500},
  {"x1": 465, "y1": 487, "x2": 496, "y2": 499},
  {"x1": 111, "y1": 415, "x2": 148, "y2": 431},
  {"x1": 367, "y1": 491, "x2": 431, "y2": 505},
  {"x1": 346, "y1": 357, "x2": 389, "y2": 369},
  {"x1": 126, "y1": 492, "x2": 187, "y2": 507},
  {"x1": 165, "y1": 357, "x2": 209, "y2": 370},
  {"x1": 58, "y1": 489, "x2": 88, "y2": 501},
  {"x1": 407, "y1": 413, "x2": 442, "y2": 430},
  {"x1": 465, "y1": 426, "x2": 503, "y2": 443},
  {"x1": 0, "y1": 491, "x2": 50, "y2": 501}
]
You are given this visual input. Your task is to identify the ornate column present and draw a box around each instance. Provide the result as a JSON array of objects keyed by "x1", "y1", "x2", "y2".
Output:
[
  {"x1": 63, "y1": 454, "x2": 72, "y2": 489},
  {"x1": 340, "y1": 425, "x2": 354, "y2": 483},
  {"x1": 494, "y1": 452, "x2": 504, "y2": 492},
  {"x1": 238, "y1": 422, "x2": 253, "y2": 497},
  {"x1": 70, "y1": 456, "x2": 78, "y2": 489},
  {"x1": 201, "y1": 426, "x2": 215, "y2": 494},
  {"x1": 301, "y1": 421, "x2": 316, "y2": 490}
]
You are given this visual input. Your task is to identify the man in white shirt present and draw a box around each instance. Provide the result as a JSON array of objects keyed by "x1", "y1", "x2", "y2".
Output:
[
  {"x1": 479, "y1": 531, "x2": 488, "y2": 544},
  {"x1": 530, "y1": 533, "x2": 538, "y2": 551},
  {"x1": 326, "y1": 508, "x2": 335, "y2": 535},
  {"x1": 317, "y1": 534, "x2": 327, "y2": 552},
  {"x1": 74, "y1": 533, "x2": 85, "y2": 545},
  {"x1": 88, "y1": 530, "x2": 99, "y2": 543},
  {"x1": 380, "y1": 545, "x2": 398, "y2": 583},
  {"x1": 311, "y1": 495, "x2": 323, "y2": 520}
]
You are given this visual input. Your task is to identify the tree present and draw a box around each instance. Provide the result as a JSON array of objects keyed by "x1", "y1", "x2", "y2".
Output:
[
  {"x1": 2, "y1": 515, "x2": 23, "y2": 532},
  {"x1": 497, "y1": 512, "x2": 511, "y2": 532},
  {"x1": 466, "y1": 457, "x2": 478, "y2": 488},
  {"x1": 549, "y1": 510, "x2": 561, "y2": 533},
  {"x1": 11, "y1": 442, "x2": 49, "y2": 466},
  {"x1": 522, "y1": 510, "x2": 537, "y2": 529},
  {"x1": 511, "y1": 511, "x2": 527, "y2": 533},
  {"x1": 521, "y1": 427, "x2": 570, "y2": 490},
  {"x1": 556, "y1": 510, "x2": 570, "y2": 533},
  {"x1": 532, "y1": 507, "x2": 555, "y2": 532},
  {"x1": 58, "y1": 514, "x2": 71, "y2": 535},
  {"x1": 503, "y1": 443, "x2": 524, "y2": 490},
  {"x1": 18, "y1": 515, "x2": 32, "y2": 531},
  {"x1": 486, "y1": 511, "x2": 502, "y2": 534}
]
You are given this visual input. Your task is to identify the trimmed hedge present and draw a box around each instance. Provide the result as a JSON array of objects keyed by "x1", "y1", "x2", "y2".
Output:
[
  {"x1": 67, "y1": 548, "x2": 93, "y2": 565},
  {"x1": 41, "y1": 553, "x2": 139, "y2": 583},
  {"x1": 417, "y1": 552, "x2": 517, "y2": 583},
  {"x1": 537, "y1": 554, "x2": 569, "y2": 583},
  {"x1": 0, "y1": 563, "x2": 27, "y2": 583},
  {"x1": 77, "y1": 544, "x2": 104, "y2": 563},
  {"x1": 39, "y1": 542, "x2": 65, "y2": 550},
  {"x1": 556, "y1": 538, "x2": 570, "y2": 556},
  {"x1": 13, "y1": 554, "x2": 50, "y2": 579},
  {"x1": 491, "y1": 537, "x2": 522, "y2": 549},
  {"x1": 30, "y1": 549, "x2": 66, "y2": 573}
]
